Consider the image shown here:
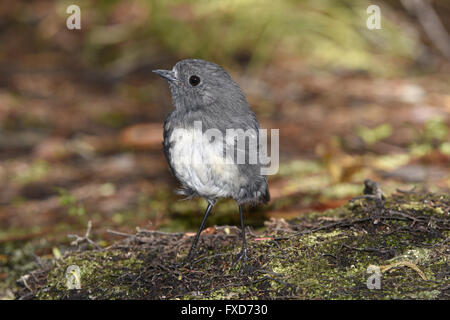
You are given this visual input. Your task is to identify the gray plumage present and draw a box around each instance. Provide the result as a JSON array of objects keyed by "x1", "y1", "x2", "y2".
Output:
[
  {"x1": 154, "y1": 59, "x2": 269, "y2": 264},
  {"x1": 156, "y1": 59, "x2": 269, "y2": 206}
]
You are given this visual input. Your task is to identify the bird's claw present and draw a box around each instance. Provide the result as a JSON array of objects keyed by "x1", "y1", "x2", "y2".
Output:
[
  {"x1": 170, "y1": 255, "x2": 195, "y2": 269},
  {"x1": 169, "y1": 261, "x2": 185, "y2": 269},
  {"x1": 231, "y1": 248, "x2": 249, "y2": 273}
]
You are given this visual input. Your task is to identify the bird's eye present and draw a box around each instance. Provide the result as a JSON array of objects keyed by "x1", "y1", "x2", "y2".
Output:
[{"x1": 189, "y1": 75, "x2": 201, "y2": 86}]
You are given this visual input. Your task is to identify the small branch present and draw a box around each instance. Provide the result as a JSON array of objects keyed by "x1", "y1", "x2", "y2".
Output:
[
  {"x1": 350, "y1": 179, "x2": 385, "y2": 210},
  {"x1": 401, "y1": 0, "x2": 450, "y2": 60},
  {"x1": 67, "y1": 221, "x2": 100, "y2": 250},
  {"x1": 106, "y1": 229, "x2": 134, "y2": 237},
  {"x1": 379, "y1": 261, "x2": 428, "y2": 281}
]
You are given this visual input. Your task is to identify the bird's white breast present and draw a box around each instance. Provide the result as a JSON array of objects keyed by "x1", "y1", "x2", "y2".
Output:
[{"x1": 168, "y1": 127, "x2": 240, "y2": 198}]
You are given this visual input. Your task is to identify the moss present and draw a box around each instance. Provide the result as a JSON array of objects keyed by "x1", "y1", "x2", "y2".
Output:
[
  {"x1": 37, "y1": 249, "x2": 146, "y2": 300},
  {"x1": 16, "y1": 192, "x2": 449, "y2": 300}
]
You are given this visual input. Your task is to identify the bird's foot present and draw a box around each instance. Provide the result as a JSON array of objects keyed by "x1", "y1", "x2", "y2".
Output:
[
  {"x1": 170, "y1": 253, "x2": 196, "y2": 269},
  {"x1": 169, "y1": 260, "x2": 186, "y2": 269},
  {"x1": 231, "y1": 248, "x2": 249, "y2": 274}
]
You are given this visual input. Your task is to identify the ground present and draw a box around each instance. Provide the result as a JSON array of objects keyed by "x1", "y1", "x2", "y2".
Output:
[
  {"x1": 12, "y1": 188, "x2": 449, "y2": 300},
  {"x1": 1, "y1": 0, "x2": 449, "y2": 301}
]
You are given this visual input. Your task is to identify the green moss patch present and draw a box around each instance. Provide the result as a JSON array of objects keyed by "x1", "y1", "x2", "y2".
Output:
[{"x1": 15, "y1": 192, "x2": 449, "y2": 300}]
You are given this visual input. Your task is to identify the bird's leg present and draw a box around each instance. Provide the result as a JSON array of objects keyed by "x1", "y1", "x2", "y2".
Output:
[
  {"x1": 238, "y1": 204, "x2": 248, "y2": 260},
  {"x1": 185, "y1": 202, "x2": 214, "y2": 263},
  {"x1": 232, "y1": 205, "x2": 248, "y2": 270}
]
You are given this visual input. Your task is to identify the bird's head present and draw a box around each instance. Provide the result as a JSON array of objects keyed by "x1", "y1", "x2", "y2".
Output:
[{"x1": 153, "y1": 59, "x2": 247, "y2": 112}]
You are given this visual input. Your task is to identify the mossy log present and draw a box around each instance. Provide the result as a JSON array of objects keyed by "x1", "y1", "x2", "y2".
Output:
[{"x1": 17, "y1": 191, "x2": 449, "y2": 300}]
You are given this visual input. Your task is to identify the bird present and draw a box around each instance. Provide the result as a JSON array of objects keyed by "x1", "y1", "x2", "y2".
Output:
[{"x1": 153, "y1": 59, "x2": 270, "y2": 265}]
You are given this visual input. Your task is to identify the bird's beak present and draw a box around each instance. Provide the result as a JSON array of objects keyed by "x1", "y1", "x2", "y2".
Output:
[{"x1": 152, "y1": 69, "x2": 177, "y2": 82}]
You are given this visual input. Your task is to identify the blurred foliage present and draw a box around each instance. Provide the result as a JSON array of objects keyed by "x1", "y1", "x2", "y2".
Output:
[
  {"x1": 12, "y1": 160, "x2": 50, "y2": 185},
  {"x1": 423, "y1": 116, "x2": 448, "y2": 143},
  {"x1": 357, "y1": 123, "x2": 393, "y2": 146},
  {"x1": 410, "y1": 116, "x2": 450, "y2": 157},
  {"x1": 53, "y1": 0, "x2": 418, "y2": 74},
  {"x1": 56, "y1": 188, "x2": 86, "y2": 217}
]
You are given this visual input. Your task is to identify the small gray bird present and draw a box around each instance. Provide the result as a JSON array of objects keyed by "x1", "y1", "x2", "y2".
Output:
[{"x1": 153, "y1": 59, "x2": 269, "y2": 265}]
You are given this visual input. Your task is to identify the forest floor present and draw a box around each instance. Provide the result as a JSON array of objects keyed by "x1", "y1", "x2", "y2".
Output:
[
  {"x1": 1, "y1": 58, "x2": 450, "y2": 299},
  {"x1": 12, "y1": 184, "x2": 449, "y2": 300}
]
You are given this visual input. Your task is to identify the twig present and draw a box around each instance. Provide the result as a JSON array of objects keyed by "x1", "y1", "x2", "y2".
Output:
[
  {"x1": 136, "y1": 227, "x2": 184, "y2": 236},
  {"x1": 341, "y1": 244, "x2": 394, "y2": 256},
  {"x1": 106, "y1": 229, "x2": 134, "y2": 237},
  {"x1": 273, "y1": 218, "x2": 372, "y2": 241},
  {"x1": 192, "y1": 253, "x2": 233, "y2": 265},
  {"x1": 401, "y1": 0, "x2": 450, "y2": 60},
  {"x1": 378, "y1": 261, "x2": 428, "y2": 281},
  {"x1": 350, "y1": 179, "x2": 385, "y2": 210},
  {"x1": 67, "y1": 221, "x2": 100, "y2": 250}
]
